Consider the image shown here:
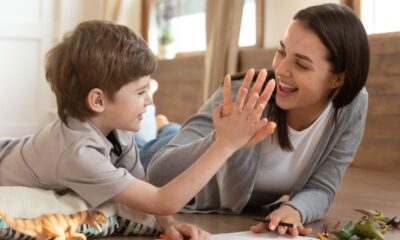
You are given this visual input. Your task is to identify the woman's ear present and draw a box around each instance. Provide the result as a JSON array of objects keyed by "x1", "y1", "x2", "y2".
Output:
[
  {"x1": 330, "y1": 72, "x2": 345, "y2": 89},
  {"x1": 87, "y1": 88, "x2": 105, "y2": 113}
]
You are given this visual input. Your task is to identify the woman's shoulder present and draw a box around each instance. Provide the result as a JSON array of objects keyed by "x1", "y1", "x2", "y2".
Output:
[
  {"x1": 345, "y1": 87, "x2": 368, "y2": 112},
  {"x1": 355, "y1": 87, "x2": 368, "y2": 102},
  {"x1": 337, "y1": 87, "x2": 368, "y2": 121}
]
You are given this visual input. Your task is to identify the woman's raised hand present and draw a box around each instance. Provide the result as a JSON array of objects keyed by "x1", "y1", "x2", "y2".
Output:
[{"x1": 213, "y1": 68, "x2": 276, "y2": 152}]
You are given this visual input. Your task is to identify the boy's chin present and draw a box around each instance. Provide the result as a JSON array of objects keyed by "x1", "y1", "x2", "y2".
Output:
[
  {"x1": 131, "y1": 124, "x2": 141, "y2": 132},
  {"x1": 121, "y1": 124, "x2": 140, "y2": 132}
]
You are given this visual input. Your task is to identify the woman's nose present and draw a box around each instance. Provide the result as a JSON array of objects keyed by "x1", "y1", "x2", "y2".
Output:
[{"x1": 274, "y1": 59, "x2": 291, "y2": 78}]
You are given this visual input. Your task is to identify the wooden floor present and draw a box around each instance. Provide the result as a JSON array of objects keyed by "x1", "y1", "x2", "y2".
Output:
[{"x1": 113, "y1": 167, "x2": 400, "y2": 239}]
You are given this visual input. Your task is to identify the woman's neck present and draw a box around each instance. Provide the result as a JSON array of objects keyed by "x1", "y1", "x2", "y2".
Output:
[{"x1": 286, "y1": 101, "x2": 330, "y2": 131}]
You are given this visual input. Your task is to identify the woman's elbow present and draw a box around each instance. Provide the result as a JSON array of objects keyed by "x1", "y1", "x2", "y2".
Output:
[
  {"x1": 147, "y1": 161, "x2": 170, "y2": 187},
  {"x1": 147, "y1": 151, "x2": 177, "y2": 187}
]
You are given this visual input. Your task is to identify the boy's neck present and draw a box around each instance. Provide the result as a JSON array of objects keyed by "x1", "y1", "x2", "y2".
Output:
[{"x1": 89, "y1": 116, "x2": 113, "y2": 136}]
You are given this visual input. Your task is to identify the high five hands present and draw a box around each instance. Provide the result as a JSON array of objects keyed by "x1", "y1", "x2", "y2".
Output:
[
  {"x1": 214, "y1": 69, "x2": 276, "y2": 150},
  {"x1": 213, "y1": 68, "x2": 276, "y2": 151}
]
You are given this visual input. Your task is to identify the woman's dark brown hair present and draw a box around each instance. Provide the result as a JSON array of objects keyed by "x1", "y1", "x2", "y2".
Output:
[{"x1": 46, "y1": 20, "x2": 157, "y2": 124}]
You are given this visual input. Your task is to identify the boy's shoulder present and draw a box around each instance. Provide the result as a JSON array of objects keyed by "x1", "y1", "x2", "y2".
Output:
[
  {"x1": 58, "y1": 118, "x2": 135, "y2": 153},
  {"x1": 39, "y1": 117, "x2": 135, "y2": 159}
]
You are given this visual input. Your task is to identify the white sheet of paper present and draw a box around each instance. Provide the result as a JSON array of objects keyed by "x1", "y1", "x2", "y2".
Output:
[{"x1": 210, "y1": 231, "x2": 317, "y2": 240}]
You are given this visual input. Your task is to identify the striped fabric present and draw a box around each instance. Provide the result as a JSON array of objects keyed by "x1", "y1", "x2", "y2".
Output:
[{"x1": 0, "y1": 215, "x2": 161, "y2": 239}]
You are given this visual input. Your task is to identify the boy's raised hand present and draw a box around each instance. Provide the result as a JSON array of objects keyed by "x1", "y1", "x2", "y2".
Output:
[{"x1": 213, "y1": 68, "x2": 276, "y2": 152}]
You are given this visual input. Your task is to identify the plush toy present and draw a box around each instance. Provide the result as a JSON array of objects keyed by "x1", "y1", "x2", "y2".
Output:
[{"x1": 0, "y1": 208, "x2": 106, "y2": 240}]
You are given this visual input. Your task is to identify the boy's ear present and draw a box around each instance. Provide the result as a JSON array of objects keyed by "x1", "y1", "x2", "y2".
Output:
[
  {"x1": 87, "y1": 88, "x2": 105, "y2": 113},
  {"x1": 330, "y1": 72, "x2": 345, "y2": 89}
]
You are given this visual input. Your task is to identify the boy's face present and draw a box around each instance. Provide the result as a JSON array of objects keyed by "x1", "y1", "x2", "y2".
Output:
[{"x1": 101, "y1": 76, "x2": 153, "y2": 133}]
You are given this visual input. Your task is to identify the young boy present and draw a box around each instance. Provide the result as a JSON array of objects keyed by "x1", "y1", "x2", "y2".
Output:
[{"x1": 0, "y1": 20, "x2": 276, "y2": 239}]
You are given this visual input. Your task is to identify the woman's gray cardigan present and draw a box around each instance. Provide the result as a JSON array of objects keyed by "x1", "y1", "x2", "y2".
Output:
[{"x1": 147, "y1": 81, "x2": 368, "y2": 224}]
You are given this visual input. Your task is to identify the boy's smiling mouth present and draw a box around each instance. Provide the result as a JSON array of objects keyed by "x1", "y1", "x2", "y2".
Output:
[{"x1": 137, "y1": 112, "x2": 145, "y2": 120}]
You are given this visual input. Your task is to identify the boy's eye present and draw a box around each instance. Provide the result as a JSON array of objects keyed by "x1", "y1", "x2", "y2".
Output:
[{"x1": 138, "y1": 86, "x2": 150, "y2": 95}]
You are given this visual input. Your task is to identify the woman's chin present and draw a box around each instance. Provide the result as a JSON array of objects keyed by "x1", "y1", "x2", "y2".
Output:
[{"x1": 276, "y1": 99, "x2": 291, "y2": 110}]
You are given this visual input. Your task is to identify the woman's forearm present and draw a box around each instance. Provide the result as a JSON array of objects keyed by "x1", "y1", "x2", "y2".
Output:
[{"x1": 155, "y1": 140, "x2": 234, "y2": 213}]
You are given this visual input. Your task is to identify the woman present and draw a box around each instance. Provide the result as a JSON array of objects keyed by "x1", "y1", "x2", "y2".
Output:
[{"x1": 147, "y1": 3, "x2": 369, "y2": 237}]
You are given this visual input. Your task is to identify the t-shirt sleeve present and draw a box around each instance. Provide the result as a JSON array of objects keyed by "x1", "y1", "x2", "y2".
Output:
[{"x1": 56, "y1": 139, "x2": 136, "y2": 207}]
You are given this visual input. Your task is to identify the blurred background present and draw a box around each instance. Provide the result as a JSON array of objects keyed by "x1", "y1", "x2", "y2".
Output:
[{"x1": 0, "y1": 0, "x2": 399, "y2": 137}]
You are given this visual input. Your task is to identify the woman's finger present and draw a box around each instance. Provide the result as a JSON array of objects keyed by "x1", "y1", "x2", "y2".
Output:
[
  {"x1": 232, "y1": 68, "x2": 256, "y2": 113},
  {"x1": 288, "y1": 225, "x2": 299, "y2": 237},
  {"x1": 250, "y1": 222, "x2": 267, "y2": 233},
  {"x1": 252, "y1": 103, "x2": 266, "y2": 121},
  {"x1": 222, "y1": 75, "x2": 233, "y2": 116},
  {"x1": 244, "y1": 121, "x2": 276, "y2": 147},
  {"x1": 258, "y1": 79, "x2": 276, "y2": 106},
  {"x1": 212, "y1": 104, "x2": 223, "y2": 122},
  {"x1": 239, "y1": 68, "x2": 255, "y2": 91},
  {"x1": 248, "y1": 68, "x2": 267, "y2": 98},
  {"x1": 234, "y1": 87, "x2": 248, "y2": 113},
  {"x1": 277, "y1": 226, "x2": 288, "y2": 235},
  {"x1": 298, "y1": 226, "x2": 313, "y2": 236},
  {"x1": 244, "y1": 93, "x2": 259, "y2": 113}
]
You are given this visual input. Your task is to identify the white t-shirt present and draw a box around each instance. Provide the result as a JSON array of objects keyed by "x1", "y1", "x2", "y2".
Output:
[{"x1": 252, "y1": 102, "x2": 334, "y2": 198}]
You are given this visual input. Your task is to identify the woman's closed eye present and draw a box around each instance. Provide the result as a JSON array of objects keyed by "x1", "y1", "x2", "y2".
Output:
[
  {"x1": 276, "y1": 48, "x2": 308, "y2": 70},
  {"x1": 276, "y1": 47, "x2": 286, "y2": 57},
  {"x1": 296, "y1": 60, "x2": 308, "y2": 70}
]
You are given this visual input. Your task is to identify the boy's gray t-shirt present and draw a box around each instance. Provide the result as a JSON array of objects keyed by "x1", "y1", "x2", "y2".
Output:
[{"x1": 0, "y1": 117, "x2": 144, "y2": 207}]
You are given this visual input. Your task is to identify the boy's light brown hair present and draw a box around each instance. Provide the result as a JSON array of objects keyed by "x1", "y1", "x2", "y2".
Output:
[{"x1": 46, "y1": 20, "x2": 157, "y2": 124}]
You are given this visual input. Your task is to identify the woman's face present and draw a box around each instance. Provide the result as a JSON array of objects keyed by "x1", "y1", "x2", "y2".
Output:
[{"x1": 272, "y1": 20, "x2": 341, "y2": 116}]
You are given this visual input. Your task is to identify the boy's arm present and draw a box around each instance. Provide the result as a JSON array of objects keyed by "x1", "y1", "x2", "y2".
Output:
[
  {"x1": 113, "y1": 70, "x2": 276, "y2": 215},
  {"x1": 113, "y1": 137, "x2": 235, "y2": 215}
]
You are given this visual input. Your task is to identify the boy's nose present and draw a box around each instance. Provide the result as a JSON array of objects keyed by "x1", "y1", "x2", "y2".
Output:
[
  {"x1": 146, "y1": 79, "x2": 157, "y2": 106},
  {"x1": 145, "y1": 93, "x2": 153, "y2": 106}
]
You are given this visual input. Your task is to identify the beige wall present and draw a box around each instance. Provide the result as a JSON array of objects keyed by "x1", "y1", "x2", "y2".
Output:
[
  {"x1": 0, "y1": 0, "x2": 143, "y2": 136},
  {"x1": 56, "y1": 0, "x2": 103, "y2": 38},
  {"x1": 263, "y1": 0, "x2": 340, "y2": 48},
  {"x1": 0, "y1": 0, "x2": 55, "y2": 136},
  {"x1": 56, "y1": 0, "x2": 142, "y2": 38}
]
